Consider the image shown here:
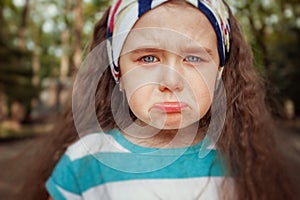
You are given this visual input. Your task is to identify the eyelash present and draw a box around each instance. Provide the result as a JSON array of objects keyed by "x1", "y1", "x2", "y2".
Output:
[
  {"x1": 184, "y1": 56, "x2": 202, "y2": 63},
  {"x1": 140, "y1": 55, "x2": 159, "y2": 63},
  {"x1": 138, "y1": 55, "x2": 203, "y2": 64}
]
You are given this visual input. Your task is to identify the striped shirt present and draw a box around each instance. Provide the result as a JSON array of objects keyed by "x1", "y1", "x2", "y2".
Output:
[{"x1": 46, "y1": 129, "x2": 227, "y2": 200}]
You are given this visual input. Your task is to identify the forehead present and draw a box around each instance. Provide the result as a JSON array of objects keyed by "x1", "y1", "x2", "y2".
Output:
[{"x1": 122, "y1": 1, "x2": 218, "y2": 54}]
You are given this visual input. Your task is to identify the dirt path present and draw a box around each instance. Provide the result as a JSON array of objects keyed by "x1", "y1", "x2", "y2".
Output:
[{"x1": 0, "y1": 136, "x2": 44, "y2": 200}]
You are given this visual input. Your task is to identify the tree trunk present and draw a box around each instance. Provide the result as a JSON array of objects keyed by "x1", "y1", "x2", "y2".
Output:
[
  {"x1": 19, "y1": 0, "x2": 30, "y2": 50},
  {"x1": 32, "y1": 24, "x2": 40, "y2": 86},
  {"x1": 72, "y1": 0, "x2": 83, "y2": 70},
  {"x1": 247, "y1": 5, "x2": 270, "y2": 72},
  {"x1": 60, "y1": 0, "x2": 71, "y2": 82},
  {"x1": 0, "y1": 3, "x2": 4, "y2": 40},
  {"x1": 60, "y1": 29, "x2": 70, "y2": 82},
  {"x1": 14, "y1": 0, "x2": 30, "y2": 124},
  {"x1": 30, "y1": 23, "x2": 40, "y2": 117}
]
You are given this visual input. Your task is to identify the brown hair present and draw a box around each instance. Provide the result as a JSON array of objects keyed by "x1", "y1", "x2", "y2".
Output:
[
  {"x1": 20, "y1": 2, "x2": 297, "y2": 200},
  {"x1": 218, "y1": 3, "x2": 296, "y2": 199}
]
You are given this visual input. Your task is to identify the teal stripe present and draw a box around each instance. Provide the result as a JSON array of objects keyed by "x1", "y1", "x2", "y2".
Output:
[
  {"x1": 108, "y1": 129, "x2": 204, "y2": 154},
  {"x1": 47, "y1": 155, "x2": 81, "y2": 195},
  {"x1": 46, "y1": 178, "x2": 68, "y2": 200},
  {"x1": 70, "y1": 150, "x2": 225, "y2": 192}
]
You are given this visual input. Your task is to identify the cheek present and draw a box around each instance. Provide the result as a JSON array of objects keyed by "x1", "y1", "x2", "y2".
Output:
[
  {"x1": 125, "y1": 86, "x2": 153, "y2": 118},
  {"x1": 195, "y1": 83, "x2": 212, "y2": 116},
  {"x1": 127, "y1": 94, "x2": 143, "y2": 114},
  {"x1": 193, "y1": 64, "x2": 218, "y2": 98},
  {"x1": 188, "y1": 73, "x2": 216, "y2": 116}
]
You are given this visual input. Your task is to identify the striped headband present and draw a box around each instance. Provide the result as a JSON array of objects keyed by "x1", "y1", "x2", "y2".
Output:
[{"x1": 107, "y1": 0, "x2": 231, "y2": 82}]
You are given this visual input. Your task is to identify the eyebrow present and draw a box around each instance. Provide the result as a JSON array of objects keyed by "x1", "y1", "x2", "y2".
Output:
[
  {"x1": 183, "y1": 46, "x2": 213, "y2": 55},
  {"x1": 129, "y1": 46, "x2": 213, "y2": 55},
  {"x1": 129, "y1": 47, "x2": 164, "y2": 54}
]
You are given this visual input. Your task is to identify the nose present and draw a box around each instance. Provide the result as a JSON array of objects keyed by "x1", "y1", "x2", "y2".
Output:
[{"x1": 159, "y1": 62, "x2": 184, "y2": 92}]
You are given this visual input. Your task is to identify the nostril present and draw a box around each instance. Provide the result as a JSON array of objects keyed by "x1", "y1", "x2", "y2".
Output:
[
  {"x1": 158, "y1": 80, "x2": 183, "y2": 92},
  {"x1": 158, "y1": 84, "x2": 171, "y2": 92}
]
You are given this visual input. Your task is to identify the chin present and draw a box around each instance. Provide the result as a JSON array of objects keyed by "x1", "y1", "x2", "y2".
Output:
[{"x1": 150, "y1": 119, "x2": 197, "y2": 130}]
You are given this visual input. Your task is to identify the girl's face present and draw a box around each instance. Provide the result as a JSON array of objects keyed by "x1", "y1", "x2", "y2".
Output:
[{"x1": 119, "y1": 2, "x2": 219, "y2": 130}]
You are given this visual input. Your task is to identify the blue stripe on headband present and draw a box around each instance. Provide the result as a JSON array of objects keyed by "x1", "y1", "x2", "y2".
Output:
[
  {"x1": 138, "y1": 0, "x2": 153, "y2": 17},
  {"x1": 197, "y1": 1, "x2": 225, "y2": 66}
]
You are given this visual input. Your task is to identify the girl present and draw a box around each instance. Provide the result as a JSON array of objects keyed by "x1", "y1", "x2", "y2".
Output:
[{"x1": 22, "y1": 0, "x2": 296, "y2": 199}]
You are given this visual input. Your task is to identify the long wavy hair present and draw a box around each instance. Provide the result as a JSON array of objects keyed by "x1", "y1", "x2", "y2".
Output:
[{"x1": 20, "y1": 2, "x2": 296, "y2": 200}]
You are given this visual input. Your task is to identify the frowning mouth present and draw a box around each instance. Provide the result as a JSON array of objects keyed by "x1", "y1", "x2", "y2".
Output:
[{"x1": 151, "y1": 102, "x2": 188, "y2": 113}]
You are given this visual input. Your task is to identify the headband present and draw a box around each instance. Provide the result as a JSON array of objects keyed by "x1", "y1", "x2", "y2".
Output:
[{"x1": 107, "y1": 0, "x2": 231, "y2": 82}]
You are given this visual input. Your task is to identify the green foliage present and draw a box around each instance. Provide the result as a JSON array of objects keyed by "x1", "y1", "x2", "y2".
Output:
[
  {"x1": 0, "y1": 1, "x2": 40, "y2": 119},
  {"x1": 85, "y1": 0, "x2": 109, "y2": 16},
  {"x1": 0, "y1": 0, "x2": 111, "y2": 129},
  {"x1": 0, "y1": 122, "x2": 51, "y2": 139},
  {"x1": 0, "y1": 39, "x2": 40, "y2": 117},
  {"x1": 229, "y1": 0, "x2": 300, "y2": 115}
]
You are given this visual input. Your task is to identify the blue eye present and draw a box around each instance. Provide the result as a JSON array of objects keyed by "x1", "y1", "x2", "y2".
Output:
[
  {"x1": 141, "y1": 55, "x2": 158, "y2": 63},
  {"x1": 184, "y1": 56, "x2": 202, "y2": 63}
]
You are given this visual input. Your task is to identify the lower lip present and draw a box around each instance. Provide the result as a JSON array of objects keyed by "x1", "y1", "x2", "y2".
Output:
[{"x1": 152, "y1": 102, "x2": 188, "y2": 113}]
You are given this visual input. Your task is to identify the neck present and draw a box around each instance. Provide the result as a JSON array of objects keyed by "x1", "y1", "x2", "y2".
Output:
[{"x1": 120, "y1": 121, "x2": 205, "y2": 148}]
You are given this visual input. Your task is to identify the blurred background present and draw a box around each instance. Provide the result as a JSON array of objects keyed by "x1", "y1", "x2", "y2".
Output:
[{"x1": 0, "y1": 0, "x2": 299, "y2": 199}]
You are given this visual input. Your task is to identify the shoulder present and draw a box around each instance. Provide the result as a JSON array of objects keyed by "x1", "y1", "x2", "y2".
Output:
[{"x1": 65, "y1": 131, "x2": 130, "y2": 161}]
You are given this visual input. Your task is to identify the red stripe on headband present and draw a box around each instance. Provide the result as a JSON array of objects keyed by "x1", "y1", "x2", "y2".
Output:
[
  {"x1": 109, "y1": 0, "x2": 122, "y2": 33},
  {"x1": 114, "y1": 71, "x2": 120, "y2": 78}
]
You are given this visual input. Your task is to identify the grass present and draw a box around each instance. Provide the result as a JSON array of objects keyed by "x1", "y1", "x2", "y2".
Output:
[{"x1": 0, "y1": 121, "x2": 53, "y2": 140}]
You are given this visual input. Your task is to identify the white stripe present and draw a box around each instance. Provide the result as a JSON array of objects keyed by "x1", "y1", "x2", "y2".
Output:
[
  {"x1": 151, "y1": 0, "x2": 168, "y2": 8},
  {"x1": 66, "y1": 133, "x2": 130, "y2": 161},
  {"x1": 186, "y1": 0, "x2": 198, "y2": 7},
  {"x1": 82, "y1": 177, "x2": 230, "y2": 200},
  {"x1": 112, "y1": 3, "x2": 138, "y2": 65},
  {"x1": 56, "y1": 185, "x2": 82, "y2": 200}
]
